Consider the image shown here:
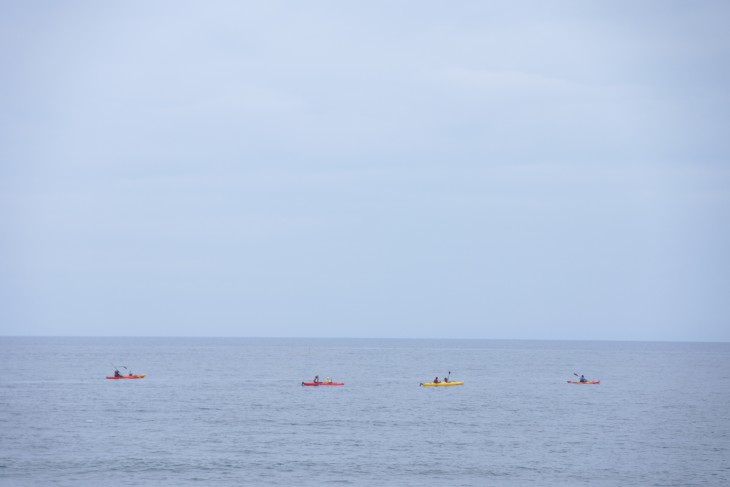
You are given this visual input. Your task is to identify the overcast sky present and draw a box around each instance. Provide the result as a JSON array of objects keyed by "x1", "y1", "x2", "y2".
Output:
[{"x1": 1, "y1": 1, "x2": 728, "y2": 340}]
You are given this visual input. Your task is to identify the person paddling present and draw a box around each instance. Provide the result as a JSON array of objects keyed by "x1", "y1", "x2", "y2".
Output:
[
  {"x1": 313, "y1": 375, "x2": 320, "y2": 384},
  {"x1": 433, "y1": 376, "x2": 440, "y2": 384},
  {"x1": 579, "y1": 374, "x2": 587, "y2": 383},
  {"x1": 114, "y1": 369, "x2": 122, "y2": 378},
  {"x1": 325, "y1": 377, "x2": 332, "y2": 384}
]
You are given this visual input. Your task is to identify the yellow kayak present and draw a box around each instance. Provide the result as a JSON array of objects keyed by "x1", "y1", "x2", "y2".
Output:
[{"x1": 420, "y1": 381, "x2": 464, "y2": 387}]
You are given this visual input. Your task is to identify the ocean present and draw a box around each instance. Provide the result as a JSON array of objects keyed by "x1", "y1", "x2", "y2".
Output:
[{"x1": 0, "y1": 337, "x2": 728, "y2": 486}]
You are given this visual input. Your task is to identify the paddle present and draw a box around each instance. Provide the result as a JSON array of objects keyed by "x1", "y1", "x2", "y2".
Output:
[{"x1": 110, "y1": 363, "x2": 128, "y2": 376}]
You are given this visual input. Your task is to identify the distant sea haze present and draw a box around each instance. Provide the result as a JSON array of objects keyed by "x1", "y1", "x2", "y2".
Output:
[{"x1": 1, "y1": 337, "x2": 728, "y2": 486}]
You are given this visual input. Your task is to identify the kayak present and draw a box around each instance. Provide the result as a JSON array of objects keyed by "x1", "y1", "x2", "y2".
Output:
[
  {"x1": 106, "y1": 374, "x2": 146, "y2": 380},
  {"x1": 420, "y1": 381, "x2": 464, "y2": 387},
  {"x1": 301, "y1": 381, "x2": 344, "y2": 386},
  {"x1": 567, "y1": 380, "x2": 600, "y2": 384}
]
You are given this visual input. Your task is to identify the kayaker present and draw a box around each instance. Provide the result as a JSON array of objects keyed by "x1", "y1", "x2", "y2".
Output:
[
  {"x1": 325, "y1": 377, "x2": 332, "y2": 384},
  {"x1": 313, "y1": 375, "x2": 319, "y2": 384},
  {"x1": 433, "y1": 377, "x2": 440, "y2": 383},
  {"x1": 114, "y1": 369, "x2": 122, "y2": 378},
  {"x1": 443, "y1": 376, "x2": 449, "y2": 383},
  {"x1": 579, "y1": 375, "x2": 587, "y2": 383}
]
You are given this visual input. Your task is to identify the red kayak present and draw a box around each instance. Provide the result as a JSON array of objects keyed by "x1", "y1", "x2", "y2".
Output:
[
  {"x1": 567, "y1": 380, "x2": 600, "y2": 384},
  {"x1": 302, "y1": 381, "x2": 344, "y2": 386},
  {"x1": 107, "y1": 374, "x2": 146, "y2": 380}
]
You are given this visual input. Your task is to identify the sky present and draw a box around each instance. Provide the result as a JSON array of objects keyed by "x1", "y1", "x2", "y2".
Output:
[{"x1": 1, "y1": 1, "x2": 728, "y2": 340}]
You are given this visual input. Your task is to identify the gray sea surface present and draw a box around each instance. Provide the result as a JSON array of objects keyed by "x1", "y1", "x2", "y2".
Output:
[{"x1": 0, "y1": 337, "x2": 728, "y2": 486}]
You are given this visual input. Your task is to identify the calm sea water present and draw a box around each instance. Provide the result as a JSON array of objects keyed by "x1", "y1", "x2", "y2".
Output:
[{"x1": 0, "y1": 337, "x2": 728, "y2": 486}]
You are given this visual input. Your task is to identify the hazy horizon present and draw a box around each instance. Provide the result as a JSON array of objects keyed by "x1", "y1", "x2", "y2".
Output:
[{"x1": 1, "y1": 335, "x2": 727, "y2": 345}]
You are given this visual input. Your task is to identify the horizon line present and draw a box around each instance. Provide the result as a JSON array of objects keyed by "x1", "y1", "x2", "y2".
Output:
[{"x1": 0, "y1": 335, "x2": 727, "y2": 344}]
